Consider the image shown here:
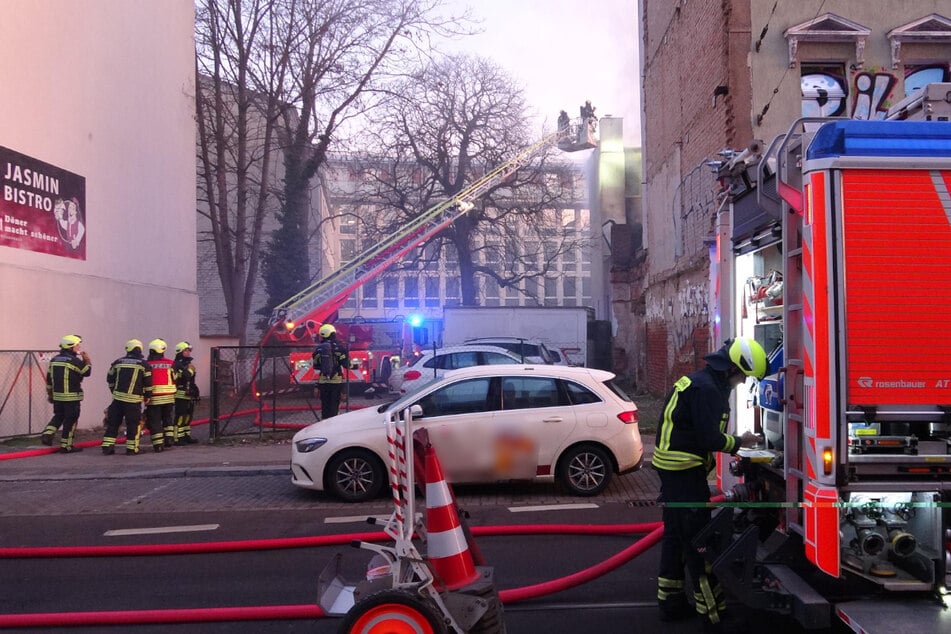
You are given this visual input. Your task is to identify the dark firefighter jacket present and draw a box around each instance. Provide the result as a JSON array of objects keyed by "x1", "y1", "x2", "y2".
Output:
[
  {"x1": 651, "y1": 364, "x2": 743, "y2": 473},
  {"x1": 107, "y1": 351, "x2": 153, "y2": 404},
  {"x1": 314, "y1": 339, "x2": 349, "y2": 385},
  {"x1": 173, "y1": 354, "x2": 198, "y2": 400},
  {"x1": 46, "y1": 349, "x2": 92, "y2": 401}
]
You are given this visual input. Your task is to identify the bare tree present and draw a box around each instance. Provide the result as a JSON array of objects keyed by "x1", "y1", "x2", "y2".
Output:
[
  {"x1": 259, "y1": 0, "x2": 468, "y2": 324},
  {"x1": 195, "y1": 0, "x2": 469, "y2": 342},
  {"x1": 195, "y1": 0, "x2": 292, "y2": 343},
  {"x1": 353, "y1": 54, "x2": 591, "y2": 306}
]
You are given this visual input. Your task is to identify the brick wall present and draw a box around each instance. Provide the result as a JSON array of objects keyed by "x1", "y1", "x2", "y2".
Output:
[{"x1": 637, "y1": 0, "x2": 753, "y2": 395}]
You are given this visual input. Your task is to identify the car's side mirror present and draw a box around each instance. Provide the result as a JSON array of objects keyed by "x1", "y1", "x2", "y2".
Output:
[{"x1": 410, "y1": 404, "x2": 424, "y2": 419}]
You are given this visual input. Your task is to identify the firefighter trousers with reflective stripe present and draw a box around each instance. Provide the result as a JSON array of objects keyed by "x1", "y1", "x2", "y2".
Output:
[
  {"x1": 43, "y1": 401, "x2": 81, "y2": 449},
  {"x1": 102, "y1": 400, "x2": 143, "y2": 452},
  {"x1": 656, "y1": 467, "x2": 727, "y2": 625},
  {"x1": 174, "y1": 398, "x2": 195, "y2": 440},
  {"x1": 146, "y1": 403, "x2": 173, "y2": 446}
]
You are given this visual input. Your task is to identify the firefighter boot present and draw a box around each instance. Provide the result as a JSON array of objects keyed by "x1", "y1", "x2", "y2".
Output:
[
  {"x1": 58, "y1": 445, "x2": 83, "y2": 454},
  {"x1": 41, "y1": 433, "x2": 54, "y2": 446}
]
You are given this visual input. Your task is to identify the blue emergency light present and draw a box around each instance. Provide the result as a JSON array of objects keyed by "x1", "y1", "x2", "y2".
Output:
[{"x1": 808, "y1": 120, "x2": 951, "y2": 159}]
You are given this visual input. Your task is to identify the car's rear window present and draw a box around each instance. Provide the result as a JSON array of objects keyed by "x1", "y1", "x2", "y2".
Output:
[{"x1": 604, "y1": 379, "x2": 634, "y2": 403}]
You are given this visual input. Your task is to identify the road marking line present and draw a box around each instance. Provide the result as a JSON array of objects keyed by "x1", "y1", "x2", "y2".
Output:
[
  {"x1": 507, "y1": 503, "x2": 599, "y2": 513},
  {"x1": 325, "y1": 515, "x2": 391, "y2": 524},
  {"x1": 104, "y1": 524, "x2": 220, "y2": 537}
]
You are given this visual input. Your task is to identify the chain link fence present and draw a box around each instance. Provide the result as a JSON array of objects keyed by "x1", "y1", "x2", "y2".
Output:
[
  {"x1": 209, "y1": 345, "x2": 397, "y2": 441},
  {"x1": 0, "y1": 350, "x2": 57, "y2": 439}
]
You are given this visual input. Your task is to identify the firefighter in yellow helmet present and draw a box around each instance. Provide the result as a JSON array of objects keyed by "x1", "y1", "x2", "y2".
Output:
[
  {"x1": 172, "y1": 341, "x2": 199, "y2": 444},
  {"x1": 145, "y1": 338, "x2": 176, "y2": 450},
  {"x1": 41, "y1": 334, "x2": 92, "y2": 453},
  {"x1": 101, "y1": 339, "x2": 153, "y2": 455},
  {"x1": 652, "y1": 337, "x2": 766, "y2": 629},
  {"x1": 312, "y1": 324, "x2": 348, "y2": 419}
]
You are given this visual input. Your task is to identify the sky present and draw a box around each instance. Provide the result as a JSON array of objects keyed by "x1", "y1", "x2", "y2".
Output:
[{"x1": 441, "y1": 0, "x2": 641, "y2": 146}]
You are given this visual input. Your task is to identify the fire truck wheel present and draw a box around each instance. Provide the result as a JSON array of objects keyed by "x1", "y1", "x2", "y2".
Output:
[
  {"x1": 326, "y1": 449, "x2": 385, "y2": 503},
  {"x1": 338, "y1": 589, "x2": 448, "y2": 634},
  {"x1": 557, "y1": 443, "x2": 613, "y2": 496}
]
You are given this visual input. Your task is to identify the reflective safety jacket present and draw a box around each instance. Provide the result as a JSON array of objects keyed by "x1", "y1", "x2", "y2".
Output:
[
  {"x1": 651, "y1": 366, "x2": 742, "y2": 472},
  {"x1": 172, "y1": 354, "x2": 197, "y2": 400},
  {"x1": 147, "y1": 353, "x2": 177, "y2": 405},
  {"x1": 107, "y1": 351, "x2": 153, "y2": 404},
  {"x1": 46, "y1": 349, "x2": 92, "y2": 401}
]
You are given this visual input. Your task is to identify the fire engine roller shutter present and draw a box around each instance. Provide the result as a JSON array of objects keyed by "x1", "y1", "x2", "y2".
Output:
[{"x1": 841, "y1": 168, "x2": 951, "y2": 405}]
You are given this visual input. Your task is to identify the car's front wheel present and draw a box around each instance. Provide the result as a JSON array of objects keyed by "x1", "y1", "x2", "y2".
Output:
[
  {"x1": 326, "y1": 449, "x2": 385, "y2": 502},
  {"x1": 558, "y1": 444, "x2": 613, "y2": 496}
]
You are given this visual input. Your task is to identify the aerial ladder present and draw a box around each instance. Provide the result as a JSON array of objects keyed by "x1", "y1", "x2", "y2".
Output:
[{"x1": 262, "y1": 113, "x2": 597, "y2": 349}]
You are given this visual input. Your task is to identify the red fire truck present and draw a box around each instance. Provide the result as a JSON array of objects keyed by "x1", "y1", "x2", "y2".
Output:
[{"x1": 706, "y1": 99, "x2": 951, "y2": 631}]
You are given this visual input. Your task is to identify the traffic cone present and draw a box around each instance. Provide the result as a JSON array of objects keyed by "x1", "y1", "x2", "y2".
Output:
[{"x1": 424, "y1": 446, "x2": 480, "y2": 590}]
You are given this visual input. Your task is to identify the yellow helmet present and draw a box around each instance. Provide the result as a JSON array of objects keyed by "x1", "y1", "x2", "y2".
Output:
[
  {"x1": 148, "y1": 338, "x2": 167, "y2": 354},
  {"x1": 175, "y1": 341, "x2": 192, "y2": 354},
  {"x1": 60, "y1": 334, "x2": 82, "y2": 349},
  {"x1": 125, "y1": 339, "x2": 143, "y2": 353},
  {"x1": 318, "y1": 324, "x2": 336, "y2": 339},
  {"x1": 728, "y1": 337, "x2": 768, "y2": 380}
]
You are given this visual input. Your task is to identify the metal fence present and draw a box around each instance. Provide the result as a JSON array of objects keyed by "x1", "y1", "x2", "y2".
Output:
[
  {"x1": 0, "y1": 350, "x2": 57, "y2": 439},
  {"x1": 209, "y1": 345, "x2": 397, "y2": 441}
]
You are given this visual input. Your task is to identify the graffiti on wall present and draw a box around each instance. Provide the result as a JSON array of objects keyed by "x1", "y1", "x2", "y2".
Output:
[
  {"x1": 802, "y1": 65, "x2": 950, "y2": 121},
  {"x1": 851, "y1": 70, "x2": 897, "y2": 120},
  {"x1": 646, "y1": 279, "x2": 709, "y2": 353}
]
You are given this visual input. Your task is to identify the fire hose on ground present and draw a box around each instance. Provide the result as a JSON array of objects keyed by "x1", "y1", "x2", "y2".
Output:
[{"x1": 0, "y1": 523, "x2": 663, "y2": 628}]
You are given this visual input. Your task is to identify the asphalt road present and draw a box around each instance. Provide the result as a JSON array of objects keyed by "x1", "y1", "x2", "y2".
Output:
[{"x1": 0, "y1": 476, "x2": 832, "y2": 633}]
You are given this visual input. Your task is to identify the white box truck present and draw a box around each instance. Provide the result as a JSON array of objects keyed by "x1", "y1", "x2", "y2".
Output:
[{"x1": 440, "y1": 306, "x2": 593, "y2": 366}]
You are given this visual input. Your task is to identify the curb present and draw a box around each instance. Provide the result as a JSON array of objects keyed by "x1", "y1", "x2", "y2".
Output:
[{"x1": 0, "y1": 464, "x2": 290, "y2": 483}]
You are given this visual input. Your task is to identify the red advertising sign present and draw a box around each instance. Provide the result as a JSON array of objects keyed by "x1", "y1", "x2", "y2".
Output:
[{"x1": 1, "y1": 146, "x2": 86, "y2": 260}]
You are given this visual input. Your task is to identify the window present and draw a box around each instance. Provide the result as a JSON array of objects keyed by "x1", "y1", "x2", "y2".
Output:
[
  {"x1": 404, "y1": 277, "x2": 419, "y2": 308},
  {"x1": 484, "y1": 277, "x2": 500, "y2": 307},
  {"x1": 425, "y1": 276, "x2": 440, "y2": 308},
  {"x1": 800, "y1": 64, "x2": 848, "y2": 118},
  {"x1": 501, "y1": 377, "x2": 561, "y2": 410},
  {"x1": 544, "y1": 277, "x2": 558, "y2": 307},
  {"x1": 417, "y1": 378, "x2": 493, "y2": 417},
  {"x1": 362, "y1": 279, "x2": 378, "y2": 309},
  {"x1": 564, "y1": 380, "x2": 602, "y2": 405},
  {"x1": 383, "y1": 277, "x2": 398, "y2": 308},
  {"x1": 483, "y1": 352, "x2": 518, "y2": 365},
  {"x1": 340, "y1": 216, "x2": 358, "y2": 235},
  {"x1": 563, "y1": 276, "x2": 578, "y2": 307},
  {"x1": 445, "y1": 277, "x2": 460, "y2": 304},
  {"x1": 905, "y1": 64, "x2": 950, "y2": 97},
  {"x1": 341, "y1": 239, "x2": 357, "y2": 262}
]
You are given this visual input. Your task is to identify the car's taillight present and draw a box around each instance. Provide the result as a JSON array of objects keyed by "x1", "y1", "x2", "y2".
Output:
[
  {"x1": 617, "y1": 410, "x2": 639, "y2": 424},
  {"x1": 403, "y1": 370, "x2": 422, "y2": 380}
]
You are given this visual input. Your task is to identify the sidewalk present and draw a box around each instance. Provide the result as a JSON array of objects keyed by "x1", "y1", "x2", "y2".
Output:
[
  {"x1": 0, "y1": 438, "x2": 292, "y2": 482},
  {"x1": 0, "y1": 434, "x2": 659, "y2": 488}
]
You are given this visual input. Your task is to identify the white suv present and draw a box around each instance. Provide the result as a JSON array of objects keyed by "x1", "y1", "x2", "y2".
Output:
[
  {"x1": 390, "y1": 345, "x2": 523, "y2": 394},
  {"x1": 462, "y1": 337, "x2": 556, "y2": 365}
]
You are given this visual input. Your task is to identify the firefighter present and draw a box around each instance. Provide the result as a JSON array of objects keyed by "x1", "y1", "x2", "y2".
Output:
[
  {"x1": 652, "y1": 337, "x2": 766, "y2": 631},
  {"x1": 101, "y1": 339, "x2": 153, "y2": 455},
  {"x1": 145, "y1": 338, "x2": 176, "y2": 451},
  {"x1": 313, "y1": 324, "x2": 348, "y2": 419},
  {"x1": 172, "y1": 340, "x2": 199, "y2": 445},
  {"x1": 41, "y1": 334, "x2": 92, "y2": 453}
]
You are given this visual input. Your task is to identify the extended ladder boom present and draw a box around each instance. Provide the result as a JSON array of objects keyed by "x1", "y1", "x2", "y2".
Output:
[{"x1": 269, "y1": 128, "x2": 570, "y2": 333}]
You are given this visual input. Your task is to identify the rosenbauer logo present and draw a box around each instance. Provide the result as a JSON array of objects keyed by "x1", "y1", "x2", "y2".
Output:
[{"x1": 856, "y1": 376, "x2": 944, "y2": 389}]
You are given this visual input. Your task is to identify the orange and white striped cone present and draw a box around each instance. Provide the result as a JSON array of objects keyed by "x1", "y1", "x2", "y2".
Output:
[{"x1": 424, "y1": 446, "x2": 480, "y2": 590}]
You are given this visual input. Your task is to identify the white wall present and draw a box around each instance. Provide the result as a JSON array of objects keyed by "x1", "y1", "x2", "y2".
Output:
[{"x1": 0, "y1": 0, "x2": 197, "y2": 428}]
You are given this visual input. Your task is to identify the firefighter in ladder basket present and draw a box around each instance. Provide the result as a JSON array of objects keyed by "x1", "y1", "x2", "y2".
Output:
[
  {"x1": 313, "y1": 324, "x2": 348, "y2": 419},
  {"x1": 652, "y1": 337, "x2": 766, "y2": 631}
]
